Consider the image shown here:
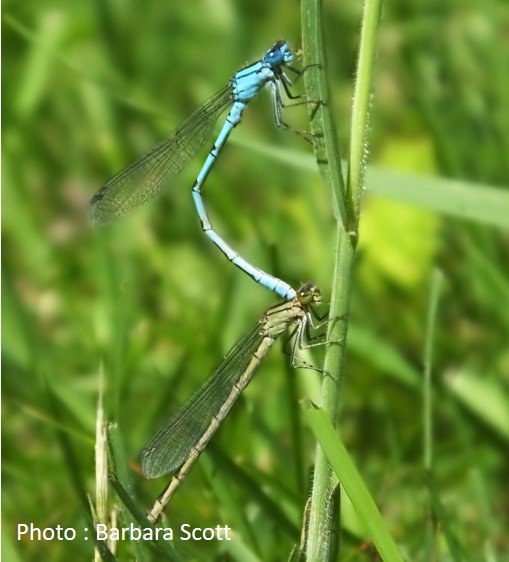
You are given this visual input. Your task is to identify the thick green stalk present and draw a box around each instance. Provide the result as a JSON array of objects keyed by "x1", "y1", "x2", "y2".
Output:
[
  {"x1": 301, "y1": 0, "x2": 382, "y2": 559},
  {"x1": 305, "y1": 229, "x2": 354, "y2": 560},
  {"x1": 300, "y1": 1, "x2": 348, "y2": 231}
]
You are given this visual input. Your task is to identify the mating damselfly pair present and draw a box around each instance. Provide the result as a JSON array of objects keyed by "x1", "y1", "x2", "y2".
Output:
[{"x1": 90, "y1": 41, "x2": 326, "y2": 522}]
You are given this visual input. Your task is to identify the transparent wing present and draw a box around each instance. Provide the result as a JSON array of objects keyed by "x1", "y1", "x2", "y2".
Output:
[
  {"x1": 89, "y1": 86, "x2": 231, "y2": 225},
  {"x1": 141, "y1": 325, "x2": 266, "y2": 478}
]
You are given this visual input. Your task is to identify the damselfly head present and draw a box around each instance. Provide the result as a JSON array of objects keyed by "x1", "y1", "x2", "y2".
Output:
[
  {"x1": 264, "y1": 40, "x2": 294, "y2": 67},
  {"x1": 297, "y1": 283, "x2": 321, "y2": 306}
]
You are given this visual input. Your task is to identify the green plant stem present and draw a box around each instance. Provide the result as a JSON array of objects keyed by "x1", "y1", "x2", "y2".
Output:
[
  {"x1": 301, "y1": 0, "x2": 348, "y2": 231},
  {"x1": 423, "y1": 269, "x2": 443, "y2": 561},
  {"x1": 348, "y1": 0, "x2": 383, "y2": 225},
  {"x1": 301, "y1": 0, "x2": 382, "y2": 559},
  {"x1": 423, "y1": 269, "x2": 443, "y2": 472},
  {"x1": 306, "y1": 228, "x2": 355, "y2": 560}
]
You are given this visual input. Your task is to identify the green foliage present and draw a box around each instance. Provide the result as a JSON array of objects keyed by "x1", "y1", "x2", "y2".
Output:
[{"x1": 3, "y1": 0, "x2": 509, "y2": 560}]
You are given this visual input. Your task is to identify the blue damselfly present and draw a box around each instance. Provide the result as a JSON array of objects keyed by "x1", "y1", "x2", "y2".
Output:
[{"x1": 90, "y1": 41, "x2": 303, "y2": 300}]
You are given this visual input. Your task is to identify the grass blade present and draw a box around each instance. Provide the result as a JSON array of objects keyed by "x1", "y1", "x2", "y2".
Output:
[{"x1": 303, "y1": 403, "x2": 405, "y2": 562}]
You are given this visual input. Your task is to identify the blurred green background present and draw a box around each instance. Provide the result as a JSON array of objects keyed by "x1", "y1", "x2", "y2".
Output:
[{"x1": 3, "y1": 0, "x2": 509, "y2": 560}]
